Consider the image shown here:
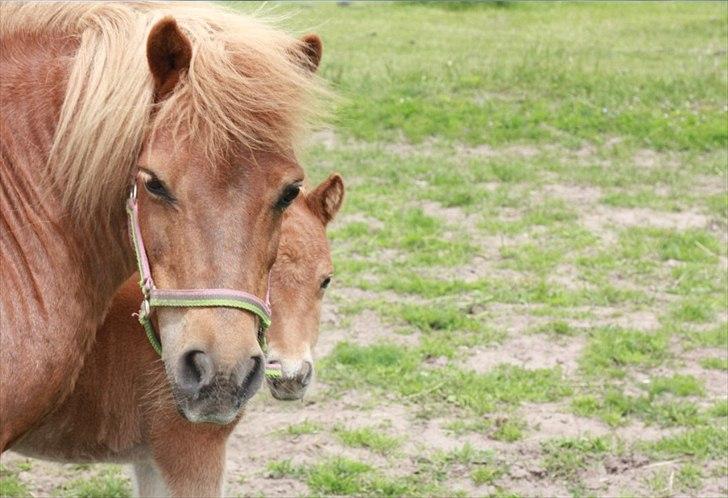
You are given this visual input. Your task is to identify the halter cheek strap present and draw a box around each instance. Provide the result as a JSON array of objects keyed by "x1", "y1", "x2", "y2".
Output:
[{"x1": 126, "y1": 182, "x2": 272, "y2": 356}]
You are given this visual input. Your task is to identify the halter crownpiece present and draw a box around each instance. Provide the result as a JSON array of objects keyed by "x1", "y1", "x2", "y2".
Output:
[{"x1": 126, "y1": 181, "x2": 272, "y2": 356}]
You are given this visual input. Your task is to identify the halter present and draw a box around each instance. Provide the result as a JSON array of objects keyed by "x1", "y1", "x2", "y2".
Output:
[{"x1": 126, "y1": 181, "x2": 272, "y2": 356}]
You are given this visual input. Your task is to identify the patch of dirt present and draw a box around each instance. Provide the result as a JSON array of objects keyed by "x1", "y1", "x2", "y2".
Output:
[
  {"x1": 420, "y1": 200, "x2": 472, "y2": 226},
  {"x1": 540, "y1": 184, "x2": 603, "y2": 206},
  {"x1": 584, "y1": 205, "x2": 710, "y2": 231},
  {"x1": 477, "y1": 303, "x2": 549, "y2": 335},
  {"x1": 337, "y1": 212, "x2": 385, "y2": 230},
  {"x1": 424, "y1": 256, "x2": 523, "y2": 284},
  {"x1": 574, "y1": 307, "x2": 661, "y2": 331},
  {"x1": 465, "y1": 333, "x2": 585, "y2": 375},
  {"x1": 614, "y1": 421, "x2": 682, "y2": 444},
  {"x1": 519, "y1": 402, "x2": 611, "y2": 441},
  {"x1": 316, "y1": 308, "x2": 420, "y2": 359},
  {"x1": 549, "y1": 263, "x2": 587, "y2": 291},
  {"x1": 454, "y1": 143, "x2": 542, "y2": 158},
  {"x1": 225, "y1": 389, "x2": 401, "y2": 496},
  {"x1": 633, "y1": 148, "x2": 669, "y2": 169},
  {"x1": 677, "y1": 348, "x2": 728, "y2": 398}
]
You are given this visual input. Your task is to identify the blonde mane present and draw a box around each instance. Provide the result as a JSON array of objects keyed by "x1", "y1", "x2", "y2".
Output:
[{"x1": 0, "y1": 2, "x2": 325, "y2": 224}]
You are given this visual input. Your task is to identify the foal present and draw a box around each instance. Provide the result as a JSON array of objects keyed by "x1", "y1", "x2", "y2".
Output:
[{"x1": 13, "y1": 175, "x2": 344, "y2": 497}]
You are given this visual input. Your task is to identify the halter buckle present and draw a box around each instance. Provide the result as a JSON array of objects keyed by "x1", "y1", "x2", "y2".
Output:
[
  {"x1": 141, "y1": 277, "x2": 153, "y2": 298},
  {"x1": 139, "y1": 298, "x2": 151, "y2": 320}
]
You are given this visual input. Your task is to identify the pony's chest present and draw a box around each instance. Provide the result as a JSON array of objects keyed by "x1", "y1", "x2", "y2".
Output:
[
  {"x1": 13, "y1": 413, "x2": 150, "y2": 464},
  {"x1": 13, "y1": 430, "x2": 150, "y2": 464}
]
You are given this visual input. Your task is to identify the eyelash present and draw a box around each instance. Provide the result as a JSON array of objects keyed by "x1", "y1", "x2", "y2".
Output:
[
  {"x1": 275, "y1": 183, "x2": 301, "y2": 210},
  {"x1": 143, "y1": 174, "x2": 175, "y2": 202}
]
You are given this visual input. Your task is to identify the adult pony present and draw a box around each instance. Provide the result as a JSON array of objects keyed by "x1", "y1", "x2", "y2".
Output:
[
  {"x1": 0, "y1": 2, "x2": 324, "y2": 448},
  {"x1": 13, "y1": 175, "x2": 344, "y2": 497}
]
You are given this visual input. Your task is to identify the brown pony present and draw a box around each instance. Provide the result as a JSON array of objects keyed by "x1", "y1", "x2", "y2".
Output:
[
  {"x1": 13, "y1": 175, "x2": 344, "y2": 497},
  {"x1": 0, "y1": 2, "x2": 325, "y2": 448}
]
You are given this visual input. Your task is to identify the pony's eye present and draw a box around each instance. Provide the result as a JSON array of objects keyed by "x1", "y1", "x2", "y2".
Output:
[
  {"x1": 276, "y1": 183, "x2": 301, "y2": 209},
  {"x1": 320, "y1": 276, "x2": 332, "y2": 289},
  {"x1": 144, "y1": 175, "x2": 173, "y2": 201}
]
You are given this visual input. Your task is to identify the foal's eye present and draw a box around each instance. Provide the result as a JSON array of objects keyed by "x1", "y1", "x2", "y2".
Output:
[
  {"x1": 320, "y1": 276, "x2": 332, "y2": 290},
  {"x1": 276, "y1": 183, "x2": 301, "y2": 210},
  {"x1": 144, "y1": 175, "x2": 173, "y2": 201}
]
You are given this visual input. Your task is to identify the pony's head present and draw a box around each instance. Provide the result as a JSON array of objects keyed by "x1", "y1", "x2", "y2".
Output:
[
  {"x1": 24, "y1": 1, "x2": 327, "y2": 423},
  {"x1": 135, "y1": 17, "x2": 324, "y2": 424},
  {"x1": 265, "y1": 174, "x2": 345, "y2": 400}
]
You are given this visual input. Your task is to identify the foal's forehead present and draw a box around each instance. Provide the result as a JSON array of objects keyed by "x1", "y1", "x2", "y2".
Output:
[{"x1": 280, "y1": 197, "x2": 329, "y2": 255}]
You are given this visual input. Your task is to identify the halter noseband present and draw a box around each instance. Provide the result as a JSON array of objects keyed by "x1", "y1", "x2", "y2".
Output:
[{"x1": 126, "y1": 181, "x2": 272, "y2": 356}]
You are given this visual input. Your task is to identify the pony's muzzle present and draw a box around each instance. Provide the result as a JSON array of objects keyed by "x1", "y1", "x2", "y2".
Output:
[{"x1": 173, "y1": 349, "x2": 264, "y2": 423}]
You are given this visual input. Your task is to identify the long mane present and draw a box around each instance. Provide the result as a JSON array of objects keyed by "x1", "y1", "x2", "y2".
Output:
[{"x1": 0, "y1": 2, "x2": 325, "y2": 224}]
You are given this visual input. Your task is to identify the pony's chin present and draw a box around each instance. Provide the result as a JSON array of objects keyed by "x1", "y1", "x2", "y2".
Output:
[{"x1": 179, "y1": 405, "x2": 239, "y2": 425}]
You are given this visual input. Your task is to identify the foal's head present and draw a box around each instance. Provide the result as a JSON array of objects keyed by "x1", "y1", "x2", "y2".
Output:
[
  {"x1": 135, "y1": 16, "x2": 324, "y2": 424},
  {"x1": 265, "y1": 174, "x2": 345, "y2": 400}
]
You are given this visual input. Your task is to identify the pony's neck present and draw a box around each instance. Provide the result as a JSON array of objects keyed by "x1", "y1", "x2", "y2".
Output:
[
  {"x1": 2, "y1": 32, "x2": 135, "y2": 316},
  {"x1": 1, "y1": 31, "x2": 137, "y2": 447}
]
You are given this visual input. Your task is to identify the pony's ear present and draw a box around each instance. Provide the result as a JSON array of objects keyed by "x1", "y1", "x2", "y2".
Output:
[
  {"x1": 297, "y1": 34, "x2": 323, "y2": 73},
  {"x1": 147, "y1": 17, "x2": 192, "y2": 101},
  {"x1": 307, "y1": 173, "x2": 344, "y2": 226}
]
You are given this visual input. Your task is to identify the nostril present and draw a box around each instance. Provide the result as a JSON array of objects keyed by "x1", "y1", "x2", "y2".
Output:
[
  {"x1": 243, "y1": 355, "x2": 262, "y2": 387},
  {"x1": 299, "y1": 361, "x2": 314, "y2": 386},
  {"x1": 237, "y1": 354, "x2": 265, "y2": 404},
  {"x1": 178, "y1": 350, "x2": 213, "y2": 391}
]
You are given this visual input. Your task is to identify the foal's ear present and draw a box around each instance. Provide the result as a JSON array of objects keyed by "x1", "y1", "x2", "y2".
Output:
[
  {"x1": 296, "y1": 34, "x2": 323, "y2": 73},
  {"x1": 147, "y1": 17, "x2": 192, "y2": 101},
  {"x1": 308, "y1": 173, "x2": 344, "y2": 226}
]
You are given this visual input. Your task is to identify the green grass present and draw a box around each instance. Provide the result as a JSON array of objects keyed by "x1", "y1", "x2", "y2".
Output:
[
  {"x1": 320, "y1": 342, "x2": 572, "y2": 415},
  {"x1": 281, "y1": 3, "x2": 727, "y2": 150},
  {"x1": 647, "y1": 374, "x2": 704, "y2": 397},
  {"x1": 670, "y1": 298, "x2": 717, "y2": 323},
  {"x1": 0, "y1": 467, "x2": 28, "y2": 498},
  {"x1": 572, "y1": 389, "x2": 704, "y2": 428},
  {"x1": 334, "y1": 425, "x2": 401, "y2": 454},
  {"x1": 580, "y1": 327, "x2": 670, "y2": 378},
  {"x1": 490, "y1": 417, "x2": 526, "y2": 442},
  {"x1": 532, "y1": 320, "x2": 578, "y2": 337},
  {"x1": 700, "y1": 357, "x2": 728, "y2": 371},
  {"x1": 268, "y1": 457, "x2": 442, "y2": 497},
  {"x1": 307, "y1": 458, "x2": 372, "y2": 496},
  {"x1": 541, "y1": 436, "x2": 611, "y2": 479},
  {"x1": 684, "y1": 323, "x2": 728, "y2": 349},
  {"x1": 266, "y1": 459, "x2": 299, "y2": 480},
  {"x1": 471, "y1": 464, "x2": 505, "y2": 486},
  {"x1": 282, "y1": 420, "x2": 322, "y2": 437},
  {"x1": 644, "y1": 426, "x2": 728, "y2": 460},
  {"x1": 53, "y1": 468, "x2": 130, "y2": 498}
]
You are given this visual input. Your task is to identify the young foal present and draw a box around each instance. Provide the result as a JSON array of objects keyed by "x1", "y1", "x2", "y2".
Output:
[{"x1": 13, "y1": 175, "x2": 344, "y2": 497}]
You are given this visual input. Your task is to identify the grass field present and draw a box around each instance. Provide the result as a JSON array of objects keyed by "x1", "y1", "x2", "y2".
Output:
[{"x1": 2, "y1": 2, "x2": 726, "y2": 497}]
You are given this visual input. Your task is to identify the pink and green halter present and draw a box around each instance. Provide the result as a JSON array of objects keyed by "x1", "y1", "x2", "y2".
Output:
[{"x1": 126, "y1": 180, "x2": 272, "y2": 359}]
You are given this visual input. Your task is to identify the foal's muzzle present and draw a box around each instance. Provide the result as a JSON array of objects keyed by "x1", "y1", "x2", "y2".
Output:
[{"x1": 266, "y1": 359, "x2": 314, "y2": 400}]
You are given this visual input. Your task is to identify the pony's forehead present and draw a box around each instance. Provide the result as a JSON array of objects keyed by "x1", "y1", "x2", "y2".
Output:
[{"x1": 0, "y1": 2, "x2": 326, "y2": 225}]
